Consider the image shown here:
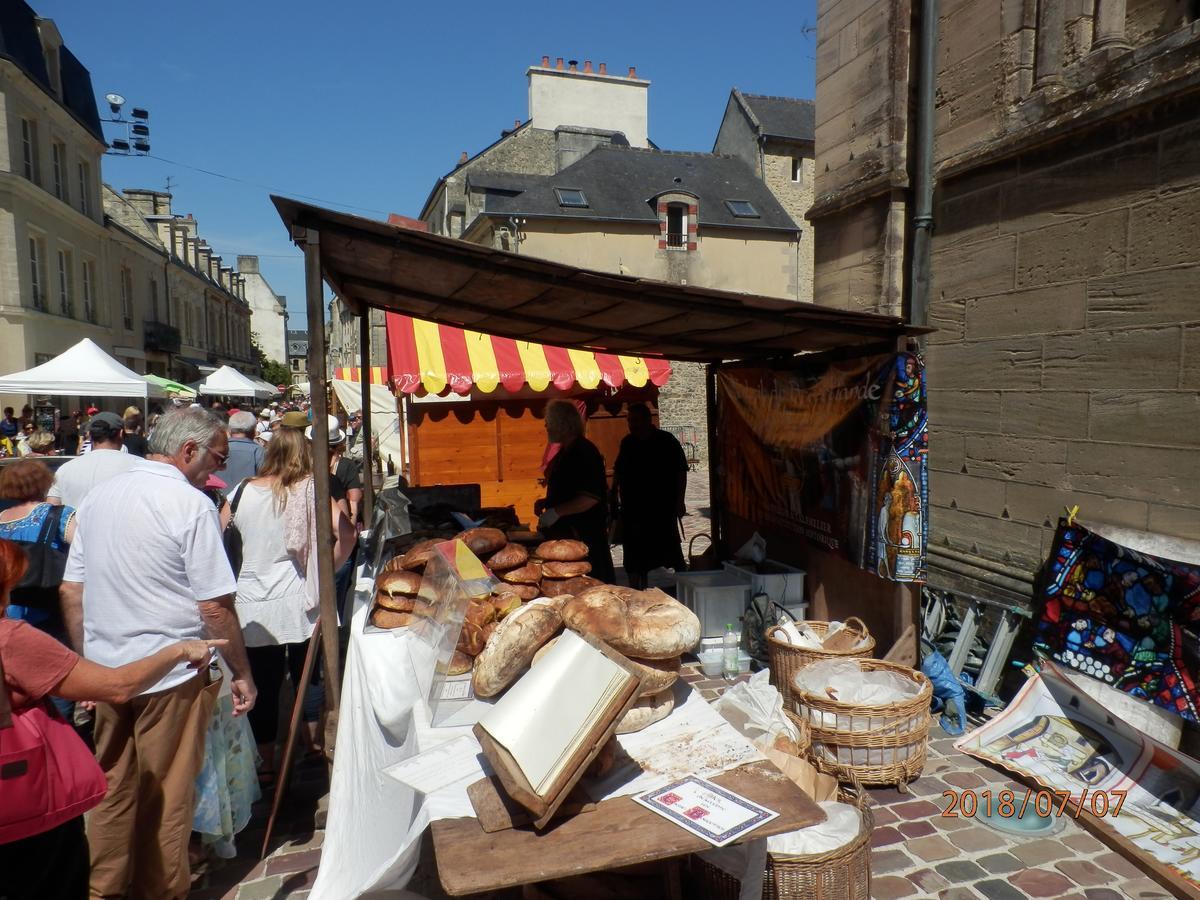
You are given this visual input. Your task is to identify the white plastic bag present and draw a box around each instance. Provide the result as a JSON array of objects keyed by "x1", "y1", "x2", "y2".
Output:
[
  {"x1": 734, "y1": 531, "x2": 767, "y2": 565},
  {"x1": 775, "y1": 619, "x2": 822, "y2": 649},
  {"x1": 711, "y1": 669, "x2": 799, "y2": 747}
]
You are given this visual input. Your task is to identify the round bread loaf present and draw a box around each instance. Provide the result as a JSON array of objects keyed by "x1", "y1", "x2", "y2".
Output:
[
  {"x1": 615, "y1": 687, "x2": 675, "y2": 734},
  {"x1": 487, "y1": 543, "x2": 528, "y2": 571},
  {"x1": 490, "y1": 592, "x2": 522, "y2": 619},
  {"x1": 506, "y1": 583, "x2": 541, "y2": 601},
  {"x1": 500, "y1": 562, "x2": 543, "y2": 585},
  {"x1": 447, "y1": 651, "x2": 473, "y2": 676},
  {"x1": 377, "y1": 570, "x2": 422, "y2": 597},
  {"x1": 535, "y1": 539, "x2": 589, "y2": 562},
  {"x1": 379, "y1": 555, "x2": 407, "y2": 573},
  {"x1": 541, "y1": 560, "x2": 592, "y2": 578},
  {"x1": 375, "y1": 591, "x2": 415, "y2": 613},
  {"x1": 411, "y1": 598, "x2": 435, "y2": 618},
  {"x1": 472, "y1": 598, "x2": 562, "y2": 697},
  {"x1": 540, "y1": 575, "x2": 603, "y2": 598},
  {"x1": 456, "y1": 527, "x2": 507, "y2": 556},
  {"x1": 399, "y1": 538, "x2": 441, "y2": 572},
  {"x1": 613, "y1": 589, "x2": 700, "y2": 659},
  {"x1": 481, "y1": 620, "x2": 497, "y2": 645},
  {"x1": 560, "y1": 585, "x2": 635, "y2": 645},
  {"x1": 628, "y1": 655, "x2": 681, "y2": 697},
  {"x1": 457, "y1": 620, "x2": 487, "y2": 656},
  {"x1": 370, "y1": 607, "x2": 413, "y2": 629},
  {"x1": 464, "y1": 598, "x2": 496, "y2": 630}
]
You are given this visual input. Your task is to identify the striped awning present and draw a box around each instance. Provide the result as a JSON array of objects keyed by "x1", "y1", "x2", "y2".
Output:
[
  {"x1": 333, "y1": 366, "x2": 387, "y2": 384},
  {"x1": 386, "y1": 313, "x2": 671, "y2": 396}
]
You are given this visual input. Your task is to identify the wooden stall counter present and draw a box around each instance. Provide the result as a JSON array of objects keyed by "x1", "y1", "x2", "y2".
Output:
[{"x1": 430, "y1": 760, "x2": 823, "y2": 896}]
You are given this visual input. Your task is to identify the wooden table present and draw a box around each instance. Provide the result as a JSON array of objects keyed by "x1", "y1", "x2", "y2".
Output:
[{"x1": 430, "y1": 760, "x2": 824, "y2": 896}]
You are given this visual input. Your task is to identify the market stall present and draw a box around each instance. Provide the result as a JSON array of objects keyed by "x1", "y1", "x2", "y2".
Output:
[
  {"x1": 191, "y1": 364, "x2": 275, "y2": 400},
  {"x1": 0, "y1": 338, "x2": 165, "y2": 414},
  {"x1": 271, "y1": 197, "x2": 929, "y2": 899}
]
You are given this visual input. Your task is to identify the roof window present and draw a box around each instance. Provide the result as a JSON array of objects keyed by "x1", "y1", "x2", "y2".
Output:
[
  {"x1": 725, "y1": 199, "x2": 759, "y2": 218},
  {"x1": 555, "y1": 188, "x2": 589, "y2": 208}
]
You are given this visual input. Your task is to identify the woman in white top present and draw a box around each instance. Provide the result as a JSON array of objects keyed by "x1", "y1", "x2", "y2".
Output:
[{"x1": 224, "y1": 427, "x2": 354, "y2": 781}]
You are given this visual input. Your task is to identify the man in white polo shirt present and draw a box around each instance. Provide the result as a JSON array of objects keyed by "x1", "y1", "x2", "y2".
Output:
[
  {"x1": 46, "y1": 411, "x2": 136, "y2": 508},
  {"x1": 61, "y1": 407, "x2": 257, "y2": 900}
]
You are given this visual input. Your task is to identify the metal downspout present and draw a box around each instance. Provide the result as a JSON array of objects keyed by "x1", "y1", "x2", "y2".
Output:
[{"x1": 908, "y1": 0, "x2": 939, "y2": 330}]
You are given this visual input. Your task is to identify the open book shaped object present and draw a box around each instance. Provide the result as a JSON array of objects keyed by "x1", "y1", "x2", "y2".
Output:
[{"x1": 473, "y1": 628, "x2": 643, "y2": 829}]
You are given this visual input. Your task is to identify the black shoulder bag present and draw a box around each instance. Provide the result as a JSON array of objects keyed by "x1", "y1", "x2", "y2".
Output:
[
  {"x1": 11, "y1": 505, "x2": 69, "y2": 609},
  {"x1": 222, "y1": 481, "x2": 249, "y2": 578}
]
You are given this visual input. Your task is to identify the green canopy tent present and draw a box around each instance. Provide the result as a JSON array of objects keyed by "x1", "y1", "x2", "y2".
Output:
[{"x1": 143, "y1": 374, "x2": 197, "y2": 399}]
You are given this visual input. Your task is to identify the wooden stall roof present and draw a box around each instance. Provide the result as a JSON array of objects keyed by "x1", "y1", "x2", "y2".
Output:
[{"x1": 273, "y1": 196, "x2": 927, "y2": 364}]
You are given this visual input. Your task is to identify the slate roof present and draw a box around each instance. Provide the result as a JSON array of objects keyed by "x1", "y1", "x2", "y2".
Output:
[
  {"x1": 738, "y1": 92, "x2": 815, "y2": 143},
  {"x1": 468, "y1": 144, "x2": 798, "y2": 231},
  {"x1": 0, "y1": 2, "x2": 104, "y2": 142}
]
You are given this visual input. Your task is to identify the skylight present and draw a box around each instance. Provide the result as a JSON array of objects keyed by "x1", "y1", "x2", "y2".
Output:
[
  {"x1": 725, "y1": 199, "x2": 759, "y2": 218},
  {"x1": 555, "y1": 188, "x2": 589, "y2": 208}
]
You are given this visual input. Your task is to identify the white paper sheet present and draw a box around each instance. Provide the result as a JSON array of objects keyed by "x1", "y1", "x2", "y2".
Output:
[
  {"x1": 383, "y1": 735, "x2": 487, "y2": 795},
  {"x1": 633, "y1": 775, "x2": 779, "y2": 847}
]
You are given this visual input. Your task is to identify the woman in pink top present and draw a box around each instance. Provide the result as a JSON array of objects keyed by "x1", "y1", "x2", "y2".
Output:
[{"x1": 0, "y1": 539, "x2": 223, "y2": 899}]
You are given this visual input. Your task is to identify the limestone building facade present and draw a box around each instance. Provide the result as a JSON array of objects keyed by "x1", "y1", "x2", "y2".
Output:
[
  {"x1": 810, "y1": 0, "x2": 1200, "y2": 603},
  {"x1": 239, "y1": 254, "x2": 288, "y2": 365}
]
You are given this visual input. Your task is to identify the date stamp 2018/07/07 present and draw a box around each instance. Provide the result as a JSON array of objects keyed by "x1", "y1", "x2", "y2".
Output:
[{"x1": 942, "y1": 788, "x2": 1127, "y2": 819}]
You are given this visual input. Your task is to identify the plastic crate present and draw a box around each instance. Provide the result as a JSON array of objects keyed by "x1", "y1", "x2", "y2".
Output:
[
  {"x1": 722, "y1": 560, "x2": 806, "y2": 617},
  {"x1": 674, "y1": 571, "x2": 753, "y2": 640}
]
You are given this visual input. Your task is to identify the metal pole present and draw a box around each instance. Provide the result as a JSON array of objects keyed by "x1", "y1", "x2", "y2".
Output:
[
  {"x1": 907, "y1": 0, "x2": 940, "y2": 333},
  {"x1": 300, "y1": 227, "x2": 342, "y2": 751},
  {"x1": 358, "y1": 311, "x2": 374, "y2": 523},
  {"x1": 705, "y1": 363, "x2": 722, "y2": 559}
]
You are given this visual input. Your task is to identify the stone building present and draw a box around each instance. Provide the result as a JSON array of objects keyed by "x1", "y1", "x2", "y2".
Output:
[
  {"x1": 239, "y1": 254, "x2": 288, "y2": 365},
  {"x1": 287, "y1": 329, "x2": 309, "y2": 385},
  {"x1": 810, "y1": 0, "x2": 1200, "y2": 603},
  {"x1": 417, "y1": 58, "x2": 814, "y2": 458}
]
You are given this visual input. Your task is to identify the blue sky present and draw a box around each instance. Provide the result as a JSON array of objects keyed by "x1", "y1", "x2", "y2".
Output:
[{"x1": 37, "y1": 0, "x2": 817, "y2": 343}]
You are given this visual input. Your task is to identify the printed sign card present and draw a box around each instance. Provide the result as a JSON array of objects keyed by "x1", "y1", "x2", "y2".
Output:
[{"x1": 633, "y1": 775, "x2": 778, "y2": 847}]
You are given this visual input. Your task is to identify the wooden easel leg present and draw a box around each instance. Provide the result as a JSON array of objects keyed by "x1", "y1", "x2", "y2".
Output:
[{"x1": 260, "y1": 619, "x2": 322, "y2": 858}]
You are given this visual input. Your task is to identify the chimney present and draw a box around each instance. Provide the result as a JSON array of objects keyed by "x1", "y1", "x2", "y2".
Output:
[
  {"x1": 458, "y1": 151, "x2": 468, "y2": 165},
  {"x1": 568, "y1": 59, "x2": 578, "y2": 72},
  {"x1": 528, "y1": 56, "x2": 650, "y2": 147},
  {"x1": 598, "y1": 62, "x2": 607, "y2": 75},
  {"x1": 628, "y1": 66, "x2": 637, "y2": 79},
  {"x1": 583, "y1": 60, "x2": 593, "y2": 74},
  {"x1": 556, "y1": 57, "x2": 564, "y2": 70},
  {"x1": 541, "y1": 55, "x2": 550, "y2": 67}
]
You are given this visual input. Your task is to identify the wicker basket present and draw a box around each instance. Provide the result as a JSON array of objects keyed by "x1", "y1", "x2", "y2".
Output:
[
  {"x1": 688, "y1": 783, "x2": 873, "y2": 899},
  {"x1": 780, "y1": 708, "x2": 811, "y2": 758},
  {"x1": 766, "y1": 618, "x2": 875, "y2": 709},
  {"x1": 790, "y1": 658, "x2": 932, "y2": 788}
]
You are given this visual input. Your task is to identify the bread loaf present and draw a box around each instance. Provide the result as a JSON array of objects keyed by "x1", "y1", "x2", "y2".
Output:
[
  {"x1": 379, "y1": 556, "x2": 407, "y2": 573},
  {"x1": 539, "y1": 575, "x2": 603, "y2": 598},
  {"x1": 535, "y1": 539, "x2": 589, "y2": 562},
  {"x1": 506, "y1": 583, "x2": 541, "y2": 601},
  {"x1": 411, "y1": 598, "x2": 435, "y2": 618},
  {"x1": 541, "y1": 560, "x2": 592, "y2": 578},
  {"x1": 456, "y1": 527, "x2": 507, "y2": 556},
  {"x1": 464, "y1": 598, "x2": 496, "y2": 630},
  {"x1": 487, "y1": 543, "x2": 528, "y2": 571},
  {"x1": 615, "y1": 687, "x2": 675, "y2": 734},
  {"x1": 481, "y1": 620, "x2": 497, "y2": 645},
  {"x1": 398, "y1": 538, "x2": 441, "y2": 572},
  {"x1": 560, "y1": 586, "x2": 635, "y2": 645},
  {"x1": 500, "y1": 562, "x2": 543, "y2": 585},
  {"x1": 490, "y1": 592, "x2": 522, "y2": 619},
  {"x1": 377, "y1": 570, "x2": 422, "y2": 597},
  {"x1": 627, "y1": 655, "x2": 681, "y2": 697},
  {"x1": 561, "y1": 587, "x2": 699, "y2": 660},
  {"x1": 370, "y1": 608, "x2": 413, "y2": 629},
  {"x1": 447, "y1": 651, "x2": 473, "y2": 676},
  {"x1": 375, "y1": 591, "x2": 415, "y2": 613},
  {"x1": 457, "y1": 620, "x2": 487, "y2": 656},
  {"x1": 471, "y1": 598, "x2": 562, "y2": 698}
]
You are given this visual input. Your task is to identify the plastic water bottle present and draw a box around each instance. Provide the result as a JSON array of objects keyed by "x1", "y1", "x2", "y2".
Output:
[{"x1": 722, "y1": 623, "x2": 739, "y2": 682}]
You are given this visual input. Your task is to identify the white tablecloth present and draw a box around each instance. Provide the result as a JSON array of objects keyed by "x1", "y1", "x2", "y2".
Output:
[{"x1": 311, "y1": 577, "x2": 767, "y2": 899}]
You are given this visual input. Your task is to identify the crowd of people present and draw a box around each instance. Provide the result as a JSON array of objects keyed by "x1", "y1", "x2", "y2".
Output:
[{"x1": 0, "y1": 399, "x2": 365, "y2": 899}]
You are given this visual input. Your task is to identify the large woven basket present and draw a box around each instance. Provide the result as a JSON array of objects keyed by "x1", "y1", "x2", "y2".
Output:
[
  {"x1": 790, "y1": 658, "x2": 931, "y2": 788},
  {"x1": 688, "y1": 783, "x2": 873, "y2": 899},
  {"x1": 767, "y1": 618, "x2": 875, "y2": 709}
]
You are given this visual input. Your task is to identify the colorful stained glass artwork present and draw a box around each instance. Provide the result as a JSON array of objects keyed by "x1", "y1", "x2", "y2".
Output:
[{"x1": 1035, "y1": 521, "x2": 1200, "y2": 721}]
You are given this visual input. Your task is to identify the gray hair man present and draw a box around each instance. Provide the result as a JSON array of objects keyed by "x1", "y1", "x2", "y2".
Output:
[
  {"x1": 221, "y1": 410, "x2": 265, "y2": 490},
  {"x1": 60, "y1": 407, "x2": 257, "y2": 898}
]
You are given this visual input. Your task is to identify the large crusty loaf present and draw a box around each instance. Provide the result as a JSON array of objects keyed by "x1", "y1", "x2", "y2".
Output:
[
  {"x1": 370, "y1": 607, "x2": 413, "y2": 629},
  {"x1": 535, "y1": 539, "x2": 589, "y2": 562},
  {"x1": 500, "y1": 562, "x2": 543, "y2": 585},
  {"x1": 561, "y1": 587, "x2": 699, "y2": 660},
  {"x1": 539, "y1": 575, "x2": 602, "y2": 598},
  {"x1": 456, "y1": 527, "x2": 507, "y2": 556},
  {"x1": 472, "y1": 598, "x2": 562, "y2": 698},
  {"x1": 505, "y1": 583, "x2": 541, "y2": 601},
  {"x1": 627, "y1": 655, "x2": 681, "y2": 697},
  {"x1": 487, "y1": 543, "x2": 528, "y2": 571},
  {"x1": 398, "y1": 539, "x2": 441, "y2": 572},
  {"x1": 541, "y1": 560, "x2": 592, "y2": 578},
  {"x1": 615, "y1": 687, "x2": 675, "y2": 734}
]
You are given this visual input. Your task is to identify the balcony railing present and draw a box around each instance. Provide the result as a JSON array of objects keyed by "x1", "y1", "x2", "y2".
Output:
[{"x1": 144, "y1": 320, "x2": 182, "y2": 354}]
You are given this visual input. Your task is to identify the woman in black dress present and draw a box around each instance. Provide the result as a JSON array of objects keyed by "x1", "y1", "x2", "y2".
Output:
[{"x1": 535, "y1": 400, "x2": 615, "y2": 584}]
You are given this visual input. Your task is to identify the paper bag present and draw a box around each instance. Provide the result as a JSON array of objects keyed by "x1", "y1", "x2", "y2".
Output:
[{"x1": 762, "y1": 746, "x2": 838, "y2": 802}]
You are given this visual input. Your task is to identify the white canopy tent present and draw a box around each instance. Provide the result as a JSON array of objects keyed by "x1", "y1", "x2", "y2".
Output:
[
  {"x1": 0, "y1": 339, "x2": 165, "y2": 404},
  {"x1": 331, "y1": 379, "x2": 403, "y2": 474},
  {"x1": 192, "y1": 365, "x2": 274, "y2": 400},
  {"x1": 249, "y1": 376, "x2": 281, "y2": 397}
]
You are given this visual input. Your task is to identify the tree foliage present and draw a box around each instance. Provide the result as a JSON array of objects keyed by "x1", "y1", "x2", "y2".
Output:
[{"x1": 251, "y1": 332, "x2": 291, "y2": 387}]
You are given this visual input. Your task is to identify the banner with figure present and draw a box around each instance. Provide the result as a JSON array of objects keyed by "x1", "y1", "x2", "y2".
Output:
[{"x1": 715, "y1": 352, "x2": 928, "y2": 583}]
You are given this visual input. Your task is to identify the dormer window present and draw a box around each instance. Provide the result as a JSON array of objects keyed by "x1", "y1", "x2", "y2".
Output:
[
  {"x1": 725, "y1": 200, "x2": 759, "y2": 219},
  {"x1": 555, "y1": 188, "x2": 588, "y2": 208},
  {"x1": 666, "y1": 204, "x2": 687, "y2": 248}
]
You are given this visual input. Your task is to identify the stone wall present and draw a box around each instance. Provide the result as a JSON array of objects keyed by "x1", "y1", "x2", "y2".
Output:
[
  {"x1": 656, "y1": 361, "x2": 709, "y2": 463},
  {"x1": 763, "y1": 141, "x2": 815, "y2": 302}
]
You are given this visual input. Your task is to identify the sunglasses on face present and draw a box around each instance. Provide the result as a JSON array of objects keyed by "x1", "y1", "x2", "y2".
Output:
[{"x1": 204, "y1": 446, "x2": 229, "y2": 467}]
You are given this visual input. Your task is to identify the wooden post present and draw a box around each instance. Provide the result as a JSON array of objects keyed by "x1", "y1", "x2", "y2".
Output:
[
  {"x1": 298, "y1": 226, "x2": 342, "y2": 751},
  {"x1": 358, "y1": 311, "x2": 374, "y2": 523},
  {"x1": 705, "y1": 363, "x2": 722, "y2": 559}
]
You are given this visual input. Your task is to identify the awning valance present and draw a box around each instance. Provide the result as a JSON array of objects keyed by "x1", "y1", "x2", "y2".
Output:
[
  {"x1": 386, "y1": 313, "x2": 671, "y2": 396},
  {"x1": 333, "y1": 366, "x2": 387, "y2": 384}
]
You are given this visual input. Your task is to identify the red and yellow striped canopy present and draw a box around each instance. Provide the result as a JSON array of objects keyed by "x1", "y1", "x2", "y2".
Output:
[
  {"x1": 385, "y1": 313, "x2": 671, "y2": 396},
  {"x1": 332, "y1": 366, "x2": 387, "y2": 384}
]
